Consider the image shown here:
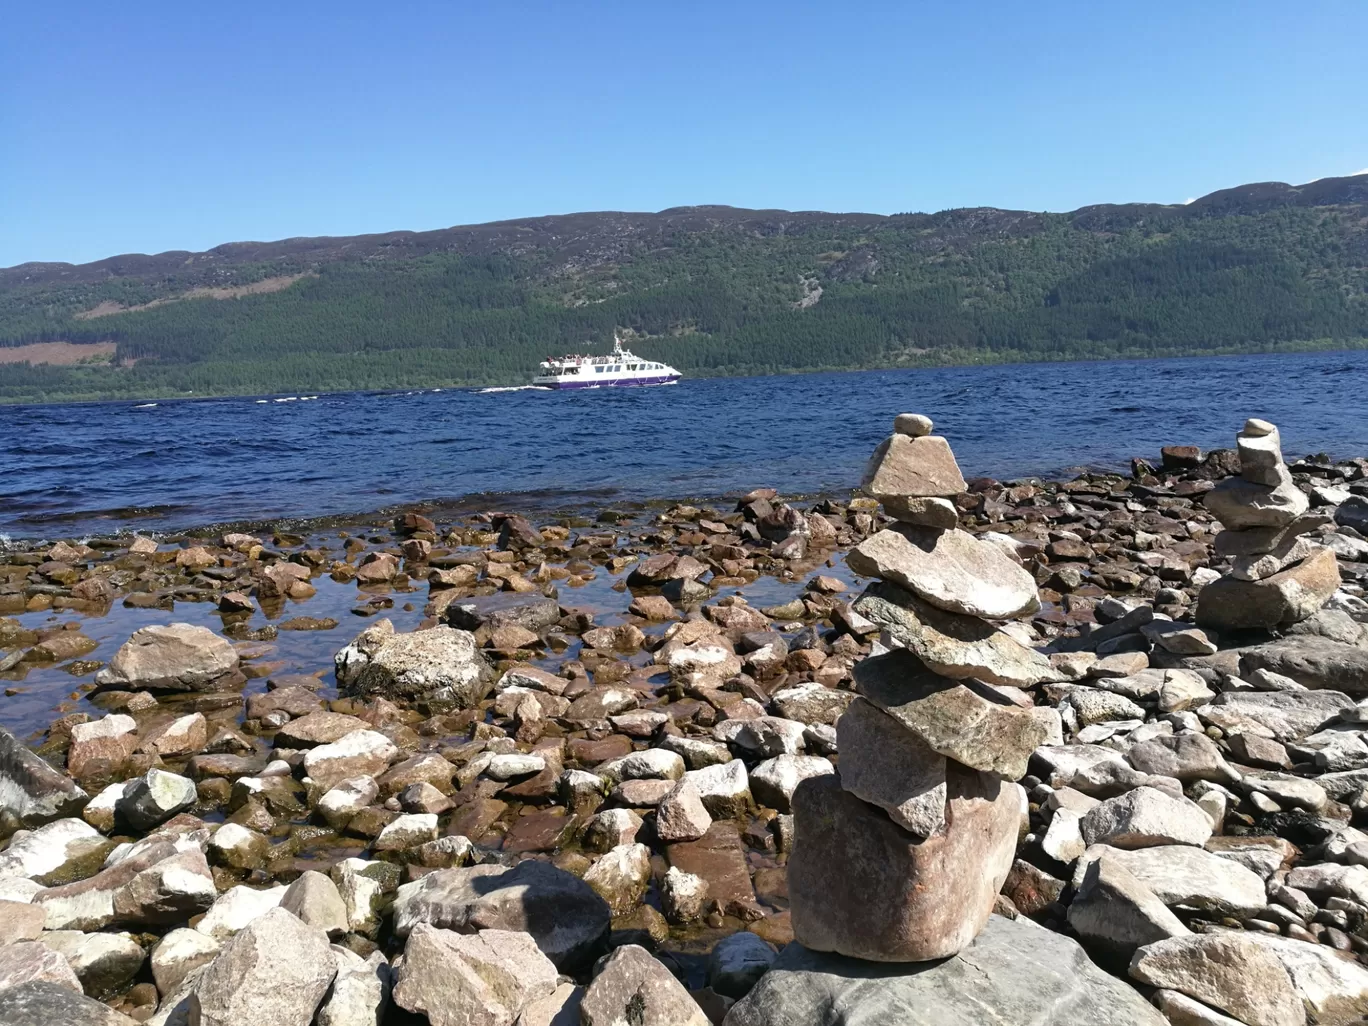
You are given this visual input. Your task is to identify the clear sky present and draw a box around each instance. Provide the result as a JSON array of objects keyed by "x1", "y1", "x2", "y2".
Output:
[{"x1": 2, "y1": 1, "x2": 1365, "y2": 268}]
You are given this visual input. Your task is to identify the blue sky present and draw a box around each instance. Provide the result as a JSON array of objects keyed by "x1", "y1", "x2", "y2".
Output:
[{"x1": 2, "y1": 1, "x2": 1365, "y2": 267}]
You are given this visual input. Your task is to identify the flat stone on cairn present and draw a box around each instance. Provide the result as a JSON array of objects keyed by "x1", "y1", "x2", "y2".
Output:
[
  {"x1": 1197, "y1": 418, "x2": 1338, "y2": 630},
  {"x1": 787, "y1": 414, "x2": 1040, "y2": 962}
]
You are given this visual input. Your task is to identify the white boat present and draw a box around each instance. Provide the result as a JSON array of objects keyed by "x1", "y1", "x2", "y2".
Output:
[{"x1": 533, "y1": 332, "x2": 681, "y2": 389}]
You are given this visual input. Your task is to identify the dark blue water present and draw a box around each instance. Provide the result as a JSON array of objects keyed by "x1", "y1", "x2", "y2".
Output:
[{"x1": 2, "y1": 351, "x2": 1365, "y2": 540}]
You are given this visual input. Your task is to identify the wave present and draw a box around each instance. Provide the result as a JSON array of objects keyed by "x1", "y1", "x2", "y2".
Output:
[
  {"x1": 133, "y1": 403, "x2": 158, "y2": 409},
  {"x1": 477, "y1": 385, "x2": 553, "y2": 394}
]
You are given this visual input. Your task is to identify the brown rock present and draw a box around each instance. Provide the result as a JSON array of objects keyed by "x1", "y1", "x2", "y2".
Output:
[{"x1": 862, "y1": 434, "x2": 968, "y2": 511}]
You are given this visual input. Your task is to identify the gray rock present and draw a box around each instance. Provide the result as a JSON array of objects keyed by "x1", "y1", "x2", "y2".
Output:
[
  {"x1": 1198, "y1": 687, "x2": 1355, "y2": 740},
  {"x1": 836, "y1": 697, "x2": 947, "y2": 836},
  {"x1": 330, "y1": 859, "x2": 401, "y2": 939},
  {"x1": 708, "y1": 933, "x2": 776, "y2": 999},
  {"x1": 35, "y1": 844, "x2": 216, "y2": 932},
  {"x1": 1334, "y1": 494, "x2": 1368, "y2": 533},
  {"x1": 150, "y1": 928, "x2": 220, "y2": 998},
  {"x1": 279, "y1": 870, "x2": 348, "y2": 938},
  {"x1": 93, "y1": 623, "x2": 241, "y2": 691},
  {"x1": 316, "y1": 949, "x2": 390, "y2": 1026},
  {"x1": 334, "y1": 621, "x2": 492, "y2": 708},
  {"x1": 443, "y1": 593, "x2": 561, "y2": 632},
  {"x1": 1129, "y1": 932, "x2": 1302, "y2": 1026},
  {"x1": 1197, "y1": 546, "x2": 1339, "y2": 630},
  {"x1": 40, "y1": 930, "x2": 144, "y2": 999},
  {"x1": 189, "y1": 906, "x2": 336, "y2": 1026},
  {"x1": 0, "y1": 725, "x2": 87, "y2": 835},
  {"x1": 855, "y1": 649, "x2": 1048, "y2": 779},
  {"x1": 1204, "y1": 468, "x2": 1309, "y2": 530},
  {"x1": 1075, "y1": 844, "x2": 1266, "y2": 918},
  {"x1": 582, "y1": 843, "x2": 651, "y2": 916},
  {"x1": 683, "y1": 761, "x2": 752, "y2": 819},
  {"x1": 855, "y1": 582, "x2": 1053, "y2": 687},
  {"x1": 302, "y1": 730, "x2": 398, "y2": 790},
  {"x1": 115, "y1": 769, "x2": 196, "y2": 832},
  {"x1": 1067, "y1": 855, "x2": 1189, "y2": 966},
  {"x1": 0, "y1": 817, "x2": 108, "y2": 883},
  {"x1": 723, "y1": 914, "x2": 1166, "y2": 1026},
  {"x1": 392, "y1": 925, "x2": 557, "y2": 1026},
  {"x1": 1079, "y1": 786, "x2": 1213, "y2": 849},
  {"x1": 580, "y1": 944, "x2": 710, "y2": 1026},
  {"x1": 788, "y1": 771, "x2": 1018, "y2": 961},
  {"x1": 1242, "y1": 930, "x2": 1368, "y2": 1022},
  {"x1": 748, "y1": 755, "x2": 835, "y2": 814},
  {"x1": 0, "y1": 940, "x2": 82, "y2": 993},
  {"x1": 847, "y1": 526, "x2": 1041, "y2": 619},
  {"x1": 654, "y1": 781, "x2": 712, "y2": 843},
  {"x1": 391, "y1": 860, "x2": 610, "y2": 970},
  {"x1": 1125, "y1": 732, "x2": 1238, "y2": 784},
  {"x1": 1239, "y1": 636, "x2": 1368, "y2": 696},
  {"x1": 0, "y1": 980, "x2": 138, "y2": 1026}
]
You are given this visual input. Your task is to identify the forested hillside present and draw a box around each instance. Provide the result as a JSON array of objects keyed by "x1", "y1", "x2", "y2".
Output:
[{"x1": 2, "y1": 175, "x2": 1366, "y2": 402}]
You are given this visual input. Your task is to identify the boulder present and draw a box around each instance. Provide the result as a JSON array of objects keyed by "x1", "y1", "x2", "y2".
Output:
[
  {"x1": 0, "y1": 725, "x2": 87, "y2": 834},
  {"x1": 36, "y1": 845, "x2": 216, "y2": 931},
  {"x1": 836, "y1": 698, "x2": 947, "y2": 836},
  {"x1": 1198, "y1": 688, "x2": 1355, "y2": 740},
  {"x1": 708, "y1": 932, "x2": 777, "y2": 999},
  {"x1": 854, "y1": 582, "x2": 1054, "y2": 687},
  {"x1": 40, "y1": 930, "x2": 145, "y2": 998},
  {"x1": 0, "y1": 940, "x2": 83, "y2": 993},
  {"x1": 748, "y1": 755, "x2": 835, "y2": 814},
  {"x1": 655, "y1": 782, "x2": 712, "y2": 843},
  {"x1": 189, "y1": 906, "x2": 336, "y2": 1026},
  {"x1": 334, "y1": 621, "x2": 492, "y2": 708},
  {"x1": 1067, "y1": 855, "x2": 1189, "y2": 966},
  {"x1": 392, "y1": 924, "x2": 557, "y2": 1026},
  {"x1": 1129, "y1": 933, "x2": 1302, "y2": 1026},
  {"x1": 855, "y1": 649, "x2": 1048, "y2": 779},
  {"x1": 580, "y1": 944, "x2": 710, "y2": 1026},
  {"x1": 150, "y1": 928, "x2": 220, "y2": 997},
  {"x1": 1242, "y1": 931, "x2": 1368, "y2": 1022},
  {"x1": 279, "y1": 870, "x2": 347, "y2": 938},
  {"x1": 115, "y1": 769, "x2": 197, "y2": 832},
  {"x1": 93, "y1": 624, "x2": 240, "y2": 691},
  {"x1": 684, "y1": 761, "x2": 752, "y2": 819},
  {"x1": 0, "y1": 980, "x2": 138, "y2": 1026},
  {"x1": 1239, "y1": 637, "x2": 1368, "y2": 696},
  {"x1": 1196, "y1": 546, "x2": 1340, "y2": 629},
  {"x1": 583, "y1": 843, "x2": 651, "y2": 915},
  {"x1": 316, "y1": 948, "x2": 390, "y2": 1026},
  {"x1": 1079, "y1": 787, "x2": 1214, "y2": 849},
  {"x1": 391, "y1": 860, "x2": 610, "y2": 969},
  {"x1": 0, "y1": 817, "x2": 108, "y2": 883},
  {"x1": 302, "y1": 731, "x2": 398, "y2": 790},
  {"x1": 443, "y1": 593, "x2": 561, "y2": 632},
  {"x1": 723, "y1": 913, "x2": 1166, "y2": 1025},
  {"x1": 194, "y1": 884, "x2": 289, "y2": 941},
  {"x1": 847, "y1": 526, "x2": 1040, "y2": 619},
  {"x1": 787, "y1": 771, "x2": 1018, "y2": 961},
  {"x1": 1075, "y1": 844, "x2": 1266, "y2": 918}
]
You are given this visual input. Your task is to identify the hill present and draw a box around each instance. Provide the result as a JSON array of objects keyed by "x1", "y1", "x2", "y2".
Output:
[{"x1": 1, "y1": 175, "x2": 1366, "y2": 402}]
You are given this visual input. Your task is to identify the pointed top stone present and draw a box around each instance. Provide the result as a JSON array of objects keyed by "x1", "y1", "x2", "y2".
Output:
[
  {"x1": 862, "y1": 435, "x2": 968, "y2": 515},
  {"x1": 894, "y1": 413, "x2": 934, "y2": 437}
]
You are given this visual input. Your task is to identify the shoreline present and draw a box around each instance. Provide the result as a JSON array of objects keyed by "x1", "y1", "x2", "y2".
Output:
[{"x1": 1, "y1": 338, "x2": 1365, "y2": 408}]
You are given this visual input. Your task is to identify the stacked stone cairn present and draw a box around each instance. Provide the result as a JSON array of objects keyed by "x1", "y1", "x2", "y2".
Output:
[
  {"x1": 1196, "y1": 417, "x2": 1340, "y2": 630},
  {"x1": 787, "y1": 413, "x2": 1057, "y2": 961}
]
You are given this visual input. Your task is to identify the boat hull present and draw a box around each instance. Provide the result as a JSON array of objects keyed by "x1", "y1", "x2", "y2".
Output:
[{"x1": 533, "y1": 375, "x2": 680, "y2": 390}]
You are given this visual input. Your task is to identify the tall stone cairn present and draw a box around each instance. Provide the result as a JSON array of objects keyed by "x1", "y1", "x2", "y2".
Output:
[
  {"x1": 1195, "y1": 418, "x2": 1339, "y2": 630},
  {"x1": 787, "y1": 413, "x2": 1052, "y2": 962}
]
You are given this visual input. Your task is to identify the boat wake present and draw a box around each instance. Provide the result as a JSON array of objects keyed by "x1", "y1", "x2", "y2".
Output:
[{"x1": 477, "y1": 385, "x2": 553, "y2": 394}]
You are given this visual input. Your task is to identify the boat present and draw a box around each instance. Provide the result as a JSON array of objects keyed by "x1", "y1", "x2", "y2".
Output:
[{"x1": 532, "y1": 332, "x2": 681, "y2": 389}]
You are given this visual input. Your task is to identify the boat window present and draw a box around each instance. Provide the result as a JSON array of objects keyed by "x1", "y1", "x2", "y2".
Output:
[
  {"x1": 628, "y1": 365, "x2": 637, "y2": 371},
  {"x1": 595, "y1": 366, "x2": 604, "y2": 373}
]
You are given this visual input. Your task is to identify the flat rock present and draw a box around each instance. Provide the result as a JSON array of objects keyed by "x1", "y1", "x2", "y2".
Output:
[
  {"x1": 723, "y1": 913, "x2": 1166, "y2": 1025},
  {"x1": 1204, "y1": 469, "x2": 1309, "y2": 530},
  {"x1": 443, "y1": 593, "x2": 561, "y2": 632},
  {"x1": 854, "y1": 582, "x2": 1054, "y2": 687},
  {"x1": 787, "y1": 771, "x2": 1019, "y2": 961},
  {"x1": 1198, "y1": 688, "x2": 1355, "y2": 740},
  {"x1": 847, "y1": 526, "x2": 1040, "y2": 619},
  {"x1": 391, "y1": 860, "x2": 610, "y2": 970},
  {"x1": 666, "y1": 822, "x2": 756, "y2": 909},
  {"x1": 855, "y1": 648, "x2": 1049, "y2": 778},
  {"x1": 1239, "y1": 636, "x2": 1368, "y2": 696},
  {"x1": 94, "y1": 623, "x2": 240, "y2": 691}
]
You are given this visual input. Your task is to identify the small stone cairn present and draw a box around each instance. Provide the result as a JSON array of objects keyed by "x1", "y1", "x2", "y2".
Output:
[
  {"x1": 787, "y1": 413, "x2": 1055, "y2": 961},
  {"x1": 1196, "y1": 417, "x2": 1339, "y2": 630}
]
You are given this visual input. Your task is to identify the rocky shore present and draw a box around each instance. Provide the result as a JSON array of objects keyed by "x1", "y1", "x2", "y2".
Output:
[{"x1": 1, "y1": 414, "x2": 1368, "y2": 1024}]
